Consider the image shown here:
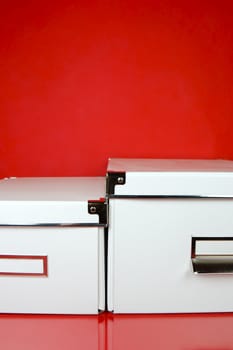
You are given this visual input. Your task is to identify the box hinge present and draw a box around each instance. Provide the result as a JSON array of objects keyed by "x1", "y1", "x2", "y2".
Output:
[
  {"x1": 106, "y1": 172, "x2": 126, "y2": 196},
  {"x1": 88, "y1": 200, "x2": 108, "y2": 226}
]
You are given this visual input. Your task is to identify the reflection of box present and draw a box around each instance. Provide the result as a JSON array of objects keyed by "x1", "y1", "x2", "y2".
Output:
[
  {"x1": 107, "y1": 313, "x2": 233, "y2": 349},
  {"x1": 107, "y1": 159, "x2": 233, "y2": 313},
  {"x1": 0, "y1": 177, "x2": 106, "y2": 314},
  {"x1": 0, "y1": 314, "x2": 106, "y2": 350}
]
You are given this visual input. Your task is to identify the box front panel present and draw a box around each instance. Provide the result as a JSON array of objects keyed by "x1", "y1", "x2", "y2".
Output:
[
  {"x1": 0, "y1": 227, "x2": 100, "y2": 314},
  {"x1": 110, "y1": 198, "x2": 233, "y2": 313}
]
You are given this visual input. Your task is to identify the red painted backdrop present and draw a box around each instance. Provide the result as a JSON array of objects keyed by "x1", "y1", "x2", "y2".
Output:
[{"x1": 1, "y1": 0, "x2": 233, "y2": 177}]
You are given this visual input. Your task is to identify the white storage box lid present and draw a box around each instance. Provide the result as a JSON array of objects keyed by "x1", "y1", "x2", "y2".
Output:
[
  {"x1": 0, "y1": 177, "x2": 107, "y2": 226},
  {"x1": 107, "y1": 158, "x2": 233, "y2": 197}
]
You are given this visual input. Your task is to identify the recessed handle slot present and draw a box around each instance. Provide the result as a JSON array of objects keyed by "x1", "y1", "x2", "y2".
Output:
[
  {"x1": 0, "y1": 255, "x2": 48, "y2": 276},
  {"x1": 191, "y1": 237, "x2": 233, "y2": 274}
]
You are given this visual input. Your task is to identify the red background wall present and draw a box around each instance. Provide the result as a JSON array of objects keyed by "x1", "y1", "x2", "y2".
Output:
[{"x1": 1, "y1": 0, "x2": 233, "y2": 177}]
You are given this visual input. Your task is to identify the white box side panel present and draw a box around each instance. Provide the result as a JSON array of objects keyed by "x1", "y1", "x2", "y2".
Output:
[
  {"x1": 0, "y1": 227, "x2": 99, "y2": 314},
  {"x1": 98, "y1": 227, "x2": 105, "y2": 311},
  {"x1": 107, "y1": 202, "x2": 115, "y2": 312},
  {"x1": 111, "y1": 198, "x2": 233, "y2": 313}
]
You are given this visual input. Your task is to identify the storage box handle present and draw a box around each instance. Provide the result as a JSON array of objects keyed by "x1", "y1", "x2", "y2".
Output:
[{"x1": 191, "y1": 237, "x2": 233, "y2": 274}]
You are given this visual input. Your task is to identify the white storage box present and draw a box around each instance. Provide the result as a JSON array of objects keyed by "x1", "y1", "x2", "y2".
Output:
[
  {"x1": 0, "y1": 177, "x2": 106, "y2": 314},
  {"x1": 107, "y1": 159, "x2": 233, "y2": 313}
]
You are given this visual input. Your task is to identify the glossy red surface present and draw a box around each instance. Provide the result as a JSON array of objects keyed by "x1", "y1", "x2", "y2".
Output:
[
  {"x1": 0, "y1": 314, "x2": 101, "y2": 350},
  {"x1": 1, "y1": 1, "x2": 233, "y2": 177},
  {"x1": 1, "y1": 312, "x2": 233, "y2": 349},
  {"x1": 107, "y1": 313, "x2": 233, "y2": 350}
]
